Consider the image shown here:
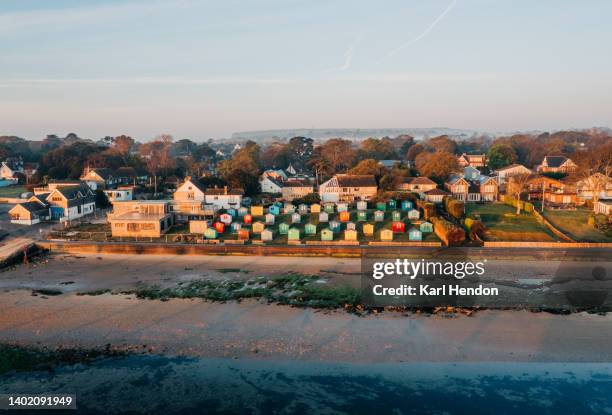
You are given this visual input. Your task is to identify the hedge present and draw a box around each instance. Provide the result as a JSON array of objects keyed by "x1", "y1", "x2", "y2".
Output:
[
  {"x1": 431, "y1": 216, "x2": 466, "y2": 246},
  {"x1": 443, "y1": 196, "x2": 465, "y2": 219}
]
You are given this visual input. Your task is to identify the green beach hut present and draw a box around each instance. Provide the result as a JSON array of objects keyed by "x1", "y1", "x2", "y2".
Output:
[
  {"x1": 305, "y1": 223, "x2": 317, "y2": 235},
  {"x1": 279, "y1": 222, "x2": 290, "y2": 235},
  {"x1": 357, "y1": 211, "x2": 367, "y2": 221},
  {"x1": 420, "y1": 221, "x2": 433, "y2": 233},
  {"x1": 288, "y1": 227, "x2": 300, "y2": 241}
]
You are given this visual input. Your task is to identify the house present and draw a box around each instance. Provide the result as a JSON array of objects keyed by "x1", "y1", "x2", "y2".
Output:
[
  {"x1": 479, "y1": 176, "x2": 499, "y2": 202},
  {"x1": 172, "y1": 177, "x2": 211, "y2": 220},
  {"x1": 261, "y1": 169, "x2": 288, "y2": 181},
  {"x1": 80, "y1": 167, "x2": 116, "y2": 190},
  {"x1": 576, "y1": 174, "x2": 612, "y2": 202},
  {"x1": 457, "y1": 153, "x2": 486, "y2": 168},
  {"x1": 445, "y1": 176, "x2": 470, "y2": 201},
  {"x1": 281, "y1": 180, "x2": 314, "y2": 202},
  {"x1": 396, "y1": 177, "x2": 437, "y2": 195},
  {"x1": 45, "y1": 183, "x2": 96, "y2": 221},
  {"x1": 104, "y1": 186, "x2": 134, "y2": 202},
  {"x1": 537, "y1": 156, "x2": 577, "y2": 174},
  {"x1": 259, "y1": 175, "x2": 283, "y2": 194},
  {"x1": 319, "y1": 174, "x2": 377, "y2": 202},
  {"x1": 204, "y1": 186, "x2": 243, "y2": 210},
  {"x1": 8, "y1": 201, "x2": 50, "y2": 225},
  {"x1": 1, "y1": 157, "x2": 38, "y2": 183},
  {"x1": 543, "y1": 189, "x2": 578, "y2": 207},
  {"x1": 445, "y1": 174, "x2": 498, "y2": 202},
  {"x1": 494, "y1": 164, "x2": 532, "y2": 185},
  {"x1": 189, "y1": 220, "x2": 208, "y2": 233},
  {"x1": 527, "y1": 176, "x2": 566, "y2": 201},
  {"x1": 596, "y1": 199, "x2": 612, "y2": 215},
  {"x1": 108, "y1": 200, "x2": 173, "y2": 238},
  {"x1": 424, "y1": 188, "x2": 449, "y2": 203}
]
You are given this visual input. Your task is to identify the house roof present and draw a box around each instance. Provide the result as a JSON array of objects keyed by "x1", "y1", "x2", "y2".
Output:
[
  {"x1": 180, "y1": 177, "x2": 207, "y2": 194},
  {"x1": 282, "y1": 180, "x2": 312, "y2": 188},
  {"x1": 543, "y1": 155, "x2": 569, "y2": 168},
  {"x1": 425, "y1": 188, "x2": 449, "y2": 195},
  {"x1": 206, "y1": 188, "x2": 244, "y2": 196},
  {"x1": 13, "y1": 201, "x2": 48, "y2": 214},
  {"x1": 84, "y1": 168, "x2": 114, "y2": 180},
  {"x1": 403, "y1": 177, "x2": 436, "y2": 185},
  {"x1": 114, "y1": 166, "x2": 137, "y2": 178},
  {"x1": 446, "y1": 175, "x2": 468, "y2": 185},
  {"x1": 496, "y1": 163, "x2": 529, "y2": 172},
  {"x1": 335, "y1": 174, "x2": 377, "y2": 187}
]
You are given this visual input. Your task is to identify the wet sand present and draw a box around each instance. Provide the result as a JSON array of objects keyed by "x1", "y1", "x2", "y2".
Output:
[
  {"x1": 1, "y1": 290, "x2": 612, "y2": 363},
  {"x1": 1, "y1": 253, "x2": 611, "y2": 363}
]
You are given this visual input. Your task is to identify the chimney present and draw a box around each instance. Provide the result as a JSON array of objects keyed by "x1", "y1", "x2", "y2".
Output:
[{"x1": 224, "y1": 186, "x2": 228, "y2": 195}]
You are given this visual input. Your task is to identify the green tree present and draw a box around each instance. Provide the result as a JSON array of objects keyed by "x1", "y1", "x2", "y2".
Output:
[{"x1": 488, "y1": 144, "x2": 518, "y2": 170}]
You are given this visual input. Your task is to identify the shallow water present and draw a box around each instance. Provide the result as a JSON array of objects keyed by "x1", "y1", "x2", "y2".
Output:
[{"x1": 1, "y1": 356, "x2": 611, "y2": 414}]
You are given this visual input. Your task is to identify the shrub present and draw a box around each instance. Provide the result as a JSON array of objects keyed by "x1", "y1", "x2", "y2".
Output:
[
  {"x1": 443, "y1": 196, "x2": 464, "y2": 219},
  {"x1": 431, "y1": 216, "x2": 466, "y2": 246}
]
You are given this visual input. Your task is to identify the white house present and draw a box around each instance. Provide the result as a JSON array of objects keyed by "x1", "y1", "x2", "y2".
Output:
[
  {"x1": 259, "y1": 176, "x2": 283, "y2": 194},
  {"x1": 495, "y1": 164, "x2": 532, "y2": 185},
  {"x1": 319, "y1": 174, "x2": 377, "y2": 202},
  {"x1": 204, "y1": 186, "x2": 244, "y2": 210},
  {"x1": 596, "y1": 199, "x2": 612, "y2": 215}
]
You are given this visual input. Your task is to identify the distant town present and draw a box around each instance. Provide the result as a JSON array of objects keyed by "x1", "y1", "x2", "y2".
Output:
[{"x1": 1, "y1": 129, "x2": 611, "y2": 249}]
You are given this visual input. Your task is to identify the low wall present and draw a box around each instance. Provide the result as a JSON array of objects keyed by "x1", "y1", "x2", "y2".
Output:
[
  {"x1": 484, "y1": 241, "x2": 612, "y2": 248},
  {"x1": 532, "y1": 209, "x2": 575, "y2": 242}
]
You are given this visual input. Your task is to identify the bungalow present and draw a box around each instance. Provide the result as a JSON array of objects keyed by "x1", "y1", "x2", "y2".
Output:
[
  {"x1": 281, "y1": 180, "x2": 314, "y2": 201},
  {"x1": 536, "y1": 156, "x2": 577, "y2": 174},
  {"x1": 424, "y1": 188, "x2": 449, "y2": 203},
  {"x1": 457, "y1": 153, "x2": 486, "y2": 168},
  {"x1": 319, "y1": 174, "x2": 377, "y2": 202},
  {"x1": 396, "y1": 177, "x2": 437, "y2": 195},
  {"x1": 108, "y1": 200, "x2": 173, "y2": 238},
  {"x1": 8, "y1": 201, "x2": 49, "y2": 225},
  {"x1": 495, "y1": 164, "x2": 532, "y2": 185},
  {"x1": 204, "y1": 186, "x2": 243, "y2": 210}
]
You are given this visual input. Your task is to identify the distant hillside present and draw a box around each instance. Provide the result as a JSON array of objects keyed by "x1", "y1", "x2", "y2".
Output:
[{"x1": 231, "y1": 128, "x2": 481, "y2": 142}]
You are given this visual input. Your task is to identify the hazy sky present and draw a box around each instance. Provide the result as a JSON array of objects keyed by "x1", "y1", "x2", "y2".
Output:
[{"x1": 1, "y1": 0, "x2": 611, "y2": 141}]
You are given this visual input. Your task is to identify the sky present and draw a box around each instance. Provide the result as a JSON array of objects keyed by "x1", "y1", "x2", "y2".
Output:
[{"x1": 1, "y1": 0, "x2": 611, "y2": 141}]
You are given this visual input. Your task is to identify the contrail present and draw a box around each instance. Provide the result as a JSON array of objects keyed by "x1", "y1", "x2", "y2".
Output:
[
  {"x1": 325, "y1": 35, "x2": 362, "y2": 72},
  {"x1": 383, "y1": 0, "x2": 457, "y2": 60}
]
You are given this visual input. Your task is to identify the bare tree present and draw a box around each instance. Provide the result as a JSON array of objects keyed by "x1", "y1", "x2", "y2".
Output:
[
  {"x1": 575, "y1": 146, "x2": 612, "y2": 212},
  {"x1": 507, "y1": 173, "x2": 532, "y2": 214}
]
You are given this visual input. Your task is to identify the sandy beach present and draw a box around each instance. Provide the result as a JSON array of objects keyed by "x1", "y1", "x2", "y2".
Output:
[{"x1": 1, "y1": 253, "x2": 611, "y2": 363}]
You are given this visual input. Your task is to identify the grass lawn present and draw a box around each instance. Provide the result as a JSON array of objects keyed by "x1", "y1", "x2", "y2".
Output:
[
  {"x1": 465, "y1": 203, "x2": 557, "y2": 242},
  {"x1": 542, "y1": 208, "x2": 612, "y2": 243},
  {"x1": 0, "y1": 185, "x2": 27, "y2": 198}
]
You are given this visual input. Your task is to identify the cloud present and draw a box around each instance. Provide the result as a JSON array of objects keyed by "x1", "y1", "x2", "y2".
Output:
[
  {"x1": 382, "y1": 0, "x2": 457, "y2": 60},
  {"x1": 0, "y1": 77, "x2": 298, "y2": 87}
]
